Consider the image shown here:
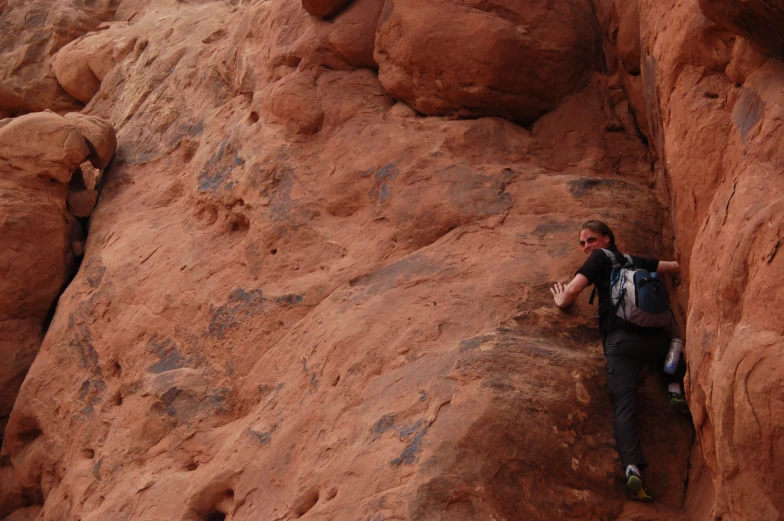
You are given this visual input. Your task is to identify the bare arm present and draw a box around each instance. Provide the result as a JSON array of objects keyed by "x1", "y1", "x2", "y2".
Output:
[
  {"x1": 657, "y1": 260, "x2": 679, "y2": 274},
  {"x1": 551, "y1": 273, "x2": 590, "y2": 309}
]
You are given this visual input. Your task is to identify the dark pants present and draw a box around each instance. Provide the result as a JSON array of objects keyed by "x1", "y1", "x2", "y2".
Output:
[{"x1": 604, "y1": 328, "x2": 686, "y2": 469}]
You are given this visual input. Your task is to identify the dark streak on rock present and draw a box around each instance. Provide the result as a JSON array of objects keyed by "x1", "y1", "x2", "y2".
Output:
[
  {"x1": 375, "y1": 163, "x2": 399, "y2": 180},
  {"x1": 373, "y1": 414, "x2": 397, "y2": 436},
  {"x1": 78, "y1": 377, "x2": 106, "y2": 417},
  {"x1": 84, "y1": 259, "x2": 107, "y2": 288},
  {"x1": 208, "y1": 288, "x2": 265, "y2": 338},
  {"x1": 398, "y1": 419, "x2": 424, "y2": 438},
  {"x1": 69, "y1": 313, "x2": 100, "y2": 371},
  {"x1": 642, "y1": 54, "x2": 665, "y2": 162},
  {"x1": 732, "y1": 87, "x2": 764, "y2": 142},
  {"x1": 459, "y1": 335, "x2": 493, "y2": 352},
  {"x1": 390, "y1": 425, "x2": 429, "y2": 466},
  {"x1": 149, "y1": 336, "x2": 192, "y2": 373},
  {"x1": 368, "y1": 163, "x2": 400, "y2": 205},
  {"x1": 93, "y1": 457, "x2": 103, "y2": 477},
  {"x1": 248, "y1": 429, "x2": 272, "y2": 444},
  {"x1": 274, "y1": 294, "x2": 304, "y2": 306},
  {"x1": 197, "y1": 138, "x2": 245, "y2": 192},
  {"x1": 349, "y1": 255, "x2": 439, "y2": 296},
  {"x1": 206, "y1": 385, "x2": 231, "y2": 413},
  {"x1": 568, "y1": 178, "x2": 617, "y2": 197},
  {"x1": 168, "y1": 119, "x2": 204, "y2": 149}
]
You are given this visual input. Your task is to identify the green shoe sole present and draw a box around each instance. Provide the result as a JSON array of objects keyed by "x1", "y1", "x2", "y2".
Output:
[{"x1": 626, "y1": 474, "x2": 642, "y2": 493}]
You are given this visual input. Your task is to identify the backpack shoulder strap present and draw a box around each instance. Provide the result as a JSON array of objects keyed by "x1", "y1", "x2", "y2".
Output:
[{"x1": 599, "y1": 248, "x2": 630, "y2": 269}]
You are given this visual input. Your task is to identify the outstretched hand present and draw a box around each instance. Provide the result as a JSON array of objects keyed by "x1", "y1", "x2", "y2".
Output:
[
  {"x1": 550, "y1": 282, "x2": 568, "y2": 308},
  {"x1": 549, "y1": 274, "x2": 589, "y2": 309}
]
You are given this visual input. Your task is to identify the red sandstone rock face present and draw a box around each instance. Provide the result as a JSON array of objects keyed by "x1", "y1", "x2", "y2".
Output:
[
  {"x1": 0, "y1": 0, "x2": 782, "y2": 520},
  {"x1": 0, "y1": 0, "x2": 117, "y2": 116},
  {"x1": 635, "y1": 0, "x2": 784, "y2": 519},
  {"x1": 0, "y1": 2, "x2": 695, "y2": 520},
  {"x1": 685, "y1": 57, "x2": 784, "y2": 521},
  {"x1": 699, "y1": 0, "x2": 784, "y2": 59},
  {"x1": 0, "y1": 111, "x2": 115, "y2": 446}
]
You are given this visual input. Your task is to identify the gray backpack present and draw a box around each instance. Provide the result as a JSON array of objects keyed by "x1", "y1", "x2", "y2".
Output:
[{"x1": 599, "y1": 249, "x2": 673, "y2": 328}]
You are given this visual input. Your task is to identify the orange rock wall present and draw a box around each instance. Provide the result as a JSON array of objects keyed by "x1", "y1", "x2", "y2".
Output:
[
  {"x1": 0, "y1": 111, "x2": 116, "y2": 443},
  {"x1": 0, "y1": 0, "x2": 782, "y2": 520},
  {"x1": 635, "y1": 0, "x2": 784, "y2": 519}
]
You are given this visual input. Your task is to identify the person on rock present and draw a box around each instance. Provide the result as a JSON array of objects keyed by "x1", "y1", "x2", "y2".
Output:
[{"x1": 549, "y1": 220, "x2": 688, "y2": 502}]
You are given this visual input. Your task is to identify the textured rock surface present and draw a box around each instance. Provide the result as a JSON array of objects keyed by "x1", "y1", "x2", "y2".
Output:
[
  {"x1": 593, "y1": 0, "x2": 651, "y2": 143},
  {"x1": 0, "y1": 0, "x2": 117, "y2": 116},
  {"x1": 636, "y1": 0, "x2": 784, "y2": 519},
  {"x1": 0, "y1": 0, "x2": 782, "y2": 520},
  {"x1": 52, "y1": 24, "x2": 135, "y2": 106},
  {"x1": 0, "y1": 111, "x2": 115, "y2": 446},
  {"x1": 375, "y1": 0, "x2": 603, "y2": 124},
  {"x1": 699, "y1": 0, "x2": 784, "y2": 59}
]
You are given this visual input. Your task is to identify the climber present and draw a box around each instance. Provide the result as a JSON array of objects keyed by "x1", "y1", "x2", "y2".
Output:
[{"x1": 549, "y1": 220, "x2": 688, "y2": 502}]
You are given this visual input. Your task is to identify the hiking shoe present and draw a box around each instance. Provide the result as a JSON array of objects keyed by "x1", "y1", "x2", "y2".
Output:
[
  {"x1": 632, "y1": 486, "x2": 655, "y2": 502},
  {"x1": 669, "y1": 392, "x2": 690, "y2": 415},
  {"x1": 626, "y1": 470, "x2": 655, "y2": 502},
  {"x1": 626, "y1": 472, "x2": 643, "y2": 493}
]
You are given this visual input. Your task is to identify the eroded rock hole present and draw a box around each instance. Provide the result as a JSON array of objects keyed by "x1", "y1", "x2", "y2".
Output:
[
  {"x1": 292, "y1": 488, "x2": 320, "y2": 517},
  {"x1": 17, "y1": 426, "x2": 42, "y2": 445},
  {"x1": 111, "y1": 390, "x2": 123, "y2": 406},
  {"x1": 69, "y1": 168, "x2": 87, "y2": 191},
  {"x1": 331, "y1": 375, "x2": 340, "y2": 387},
  {"x1": 270, "y1": 248, "x2": 278, "y2": 255},
  {"x1": 248, "y1": 111, "x2": 259, "y2": 124},
  {"x1": 196, "y1": 488, "x2": 234, "y2": 521},
  {"x1": 82, "y1": 448, "x2": 95, "y2": 459},
  {"x1": 185, "y1": 462, "x2": 199, "y2": 471},
  {"x1": 230, "y1": 214, "x2": 250, "y2": 233}
]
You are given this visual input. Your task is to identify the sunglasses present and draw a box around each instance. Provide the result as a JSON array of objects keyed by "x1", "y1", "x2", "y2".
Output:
[{"x1": 579, "y1": 236, "x2": 599, "y2": 247}]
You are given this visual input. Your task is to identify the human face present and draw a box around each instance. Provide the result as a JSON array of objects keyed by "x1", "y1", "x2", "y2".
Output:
[{"x1": 579, "y1": 228, "x2": 610, "y2": 255}]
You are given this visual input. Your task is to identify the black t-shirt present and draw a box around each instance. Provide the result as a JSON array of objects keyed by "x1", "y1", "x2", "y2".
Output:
[{"x1": 577, "y1": 245, "x2": 659, "y2": 332}]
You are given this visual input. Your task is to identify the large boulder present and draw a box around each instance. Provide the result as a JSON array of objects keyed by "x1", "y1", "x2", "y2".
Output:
[
  {"x1": 302, "y1": 0, "x2": 353, "y2": 18},
  {"x1": 0, "y1": 111, "x2": 91, "y2": 182},
  {"x1": 325, "y1": 0, "x2": 383, "y2": 69},
  {"x1": 375, "y1": 0, "x2": 602, "y2": 124},
  {"x1": 52, "y1": 22, "x2": 135, "y2": 105}
]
